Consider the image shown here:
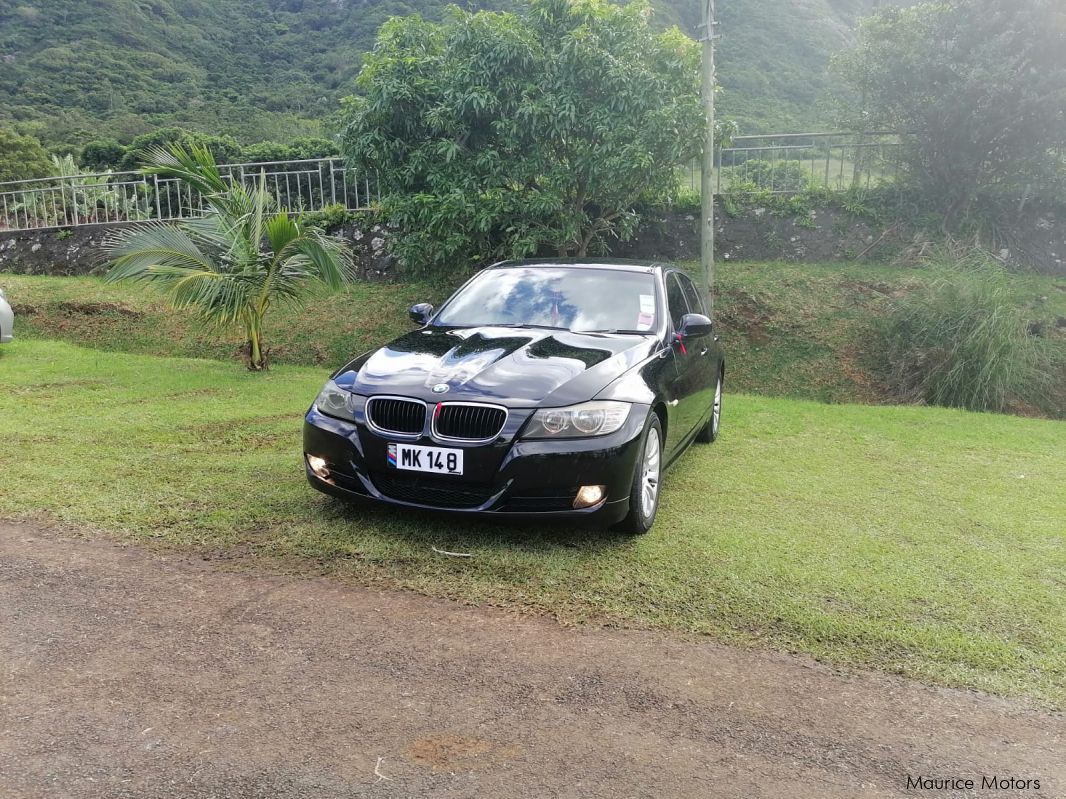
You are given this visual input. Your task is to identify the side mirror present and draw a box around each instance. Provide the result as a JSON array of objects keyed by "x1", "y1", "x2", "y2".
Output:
[
  {"x1": 676, "y1": 313, "x2": 713, "y2": 340},
  {"x1": 408, "y1": 302, "x2": 434, "y2": 326}
]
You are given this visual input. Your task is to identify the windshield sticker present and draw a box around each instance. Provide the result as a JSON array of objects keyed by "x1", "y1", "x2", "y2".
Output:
[{"x1": 637, "y1": 294, "x2": 655, "y2": 330}]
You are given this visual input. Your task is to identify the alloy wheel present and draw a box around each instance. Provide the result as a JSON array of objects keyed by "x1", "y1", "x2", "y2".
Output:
[
  {"x1": 712, "y1": 376, "x2": 722, "y2": 437},
  {"x1": 641, "y1": 426, "x2": 661, "y2": 519}
]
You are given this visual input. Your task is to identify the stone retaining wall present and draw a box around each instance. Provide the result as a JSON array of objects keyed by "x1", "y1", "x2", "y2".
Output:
[{"x1": 3, "y1": 205, "x2": 1063, "y2": 278}]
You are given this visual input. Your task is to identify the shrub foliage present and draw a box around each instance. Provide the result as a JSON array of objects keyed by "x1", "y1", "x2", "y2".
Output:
[{"x1": 881, "y1": 250, "x2": 1047, "y2": 413}]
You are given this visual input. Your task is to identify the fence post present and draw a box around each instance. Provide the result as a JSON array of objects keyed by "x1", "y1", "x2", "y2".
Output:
[
  {"x1": 851, "y1": 132, "x2": 867, "y2": 189},
  {"x1": 153, "y1": 174, "x2": 162, "y2": 220},
  {"x1": 59, "y1": 179, "x2": 68, "y2": 227}
]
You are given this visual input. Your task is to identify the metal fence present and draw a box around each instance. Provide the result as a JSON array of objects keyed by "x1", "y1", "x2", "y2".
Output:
[
  {"x1": 0, "y1": 135, "x2": 904, "y2": 232},
  {"x1": 0, "y1": 158, "x2": 380, "y2": 233},
  {"x1": 682, "y1": 131, "x2": 907, "y2": 195}
]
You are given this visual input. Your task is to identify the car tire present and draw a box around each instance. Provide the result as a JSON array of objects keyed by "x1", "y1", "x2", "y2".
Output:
[
  {"x1": 696, "y1": 368, "x2": 723, "y2": 444},
  {"x1": 614, "y1": 413, "x2": 663, "y2": 535}
]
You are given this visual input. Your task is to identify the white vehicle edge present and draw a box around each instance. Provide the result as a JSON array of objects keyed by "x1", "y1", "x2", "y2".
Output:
[{"x1": 0, "y1": 287, "x2": 14, "y2": 344}]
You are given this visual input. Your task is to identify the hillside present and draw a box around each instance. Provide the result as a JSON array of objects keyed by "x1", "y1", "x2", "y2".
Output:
[
  {"x1": 717, "y1": 0, "x2": 876, "y2": 131},
  {"x1": 4, "y1": 259, "x2": 1064, "y2": 417},
  {"x1": 0, "y1": 0, "x2": 875, "y2": 152}
]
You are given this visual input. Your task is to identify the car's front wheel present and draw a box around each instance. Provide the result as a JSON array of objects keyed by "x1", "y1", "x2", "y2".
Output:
[{"x1": 615, "y1": 413, "x2": 663, "y2": 535}]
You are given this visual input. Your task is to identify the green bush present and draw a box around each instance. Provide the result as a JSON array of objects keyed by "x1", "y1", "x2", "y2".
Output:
[
  {"x1": 881, "y1": 251, "x2": 1047, "y2": 412},
  {"x1": 669, "y1": 187, "x2": 702, "y2": 213},
  {"x1": 727, "y1": 158, "x2": 812, "y2": 192},
  {"x1": 80, "y1": 139, "x2": 126, "y2": 171},
  {"x1": 118, "y1": 128, "x2": 243, "y2": 172},
  {"x1": 0, "y1": 128, "x2": 53, "y2": 182},
  {"x1": 298, "y1": 202, "x2": 355, "y2": 232},
  {"x1": 240, "y1": 137, "x2": 340, "y2": 164}
]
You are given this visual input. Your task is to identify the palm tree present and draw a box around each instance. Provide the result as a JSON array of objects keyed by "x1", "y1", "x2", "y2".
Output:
[{"x1": 104, "y1": 144, "x2": 353, "y2": 370}]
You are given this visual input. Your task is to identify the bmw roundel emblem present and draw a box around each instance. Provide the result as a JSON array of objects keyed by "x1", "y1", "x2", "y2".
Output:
[{"x1": 432, "y1": 383, "x2": 449, "y2": 394}]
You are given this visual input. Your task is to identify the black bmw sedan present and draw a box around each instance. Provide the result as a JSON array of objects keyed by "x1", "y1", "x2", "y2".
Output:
[{"x1": 303, "y1": 259, "x2": 724, "y2": 533}]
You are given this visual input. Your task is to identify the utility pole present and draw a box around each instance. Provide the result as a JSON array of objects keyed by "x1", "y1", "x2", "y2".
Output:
[{"x1": 699, "y1": 0, "x2": 717, "y2": 314}]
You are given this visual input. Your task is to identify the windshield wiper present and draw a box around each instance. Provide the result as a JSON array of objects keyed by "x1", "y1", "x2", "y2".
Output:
[
  {"x1": 489, "y1": 323, "x2": 569, "y2": 331},
  {"x1": 579, "y1": 329, "x2": 649, "y2": 334}
]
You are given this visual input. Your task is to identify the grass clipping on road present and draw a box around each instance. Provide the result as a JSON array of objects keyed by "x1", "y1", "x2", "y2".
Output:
[{"x1": 2, "y1": 339, "x2": 1064, "y2": 707}]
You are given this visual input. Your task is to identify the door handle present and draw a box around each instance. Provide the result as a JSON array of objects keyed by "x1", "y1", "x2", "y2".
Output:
[{"x1": 699, "y1": 347, "x2": 709, "y2": 356}]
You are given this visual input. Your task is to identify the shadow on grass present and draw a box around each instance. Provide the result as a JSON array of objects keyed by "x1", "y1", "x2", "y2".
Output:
[{"x1": 317, "y1": 495, "x2": 634, "y2": 556}]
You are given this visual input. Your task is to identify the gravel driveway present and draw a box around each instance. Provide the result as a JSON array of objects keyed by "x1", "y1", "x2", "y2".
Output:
[{"x1": 1, "y1": 521, "x2": 1061, "y2": 798}]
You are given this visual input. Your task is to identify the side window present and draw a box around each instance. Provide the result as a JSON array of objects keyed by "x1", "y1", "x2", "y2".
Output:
[
  {"x1": 678, "y1": 273, "x2": 706, "y2": 316},
  {"x1": 666, "y1": 273, "x2": 689, "y2": 330}
]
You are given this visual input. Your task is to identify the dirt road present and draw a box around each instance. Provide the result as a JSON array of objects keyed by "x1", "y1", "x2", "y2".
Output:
[{"x1": 1, "y1": 521, "x2": 1061, "y2": 798}]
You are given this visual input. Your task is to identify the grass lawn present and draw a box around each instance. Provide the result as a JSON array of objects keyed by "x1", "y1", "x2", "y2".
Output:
[{"x1": 3, "y1": 338, "x2": 1063, "y2": 706}]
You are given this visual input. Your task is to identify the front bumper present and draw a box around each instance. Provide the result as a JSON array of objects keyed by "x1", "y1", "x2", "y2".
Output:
[{"x1": 302, "y1": 403, "x2": 650, "y2": 526}]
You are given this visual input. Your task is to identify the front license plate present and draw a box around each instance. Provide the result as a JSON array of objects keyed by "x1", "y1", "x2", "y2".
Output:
[{"x1": 387, "y1": 443, "x2": 463, "y2": 475}]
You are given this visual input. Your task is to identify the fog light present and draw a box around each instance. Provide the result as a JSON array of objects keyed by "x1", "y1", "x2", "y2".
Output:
[
  {"x1": 306, "y1": 454, "x2": 330, "y2": 479},
  {"x1": 573, "y1": 485, "x2": 606, "y2": 509}
]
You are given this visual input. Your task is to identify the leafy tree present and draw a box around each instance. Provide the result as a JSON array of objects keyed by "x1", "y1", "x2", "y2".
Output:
[
  {"x1": 0, "y1": 128, "x2": 53, "y2": 182},
  {"x1": 832, "y1": 0, "x2": 1066, "y2": 225},
  {"x1": 80, "y1": 139, "x2": 126, "y2": 171},
  {"x1": 104, "y1": 145, "x2": 354, "y2": 370},
  {"x1": 240, "y1": 137, "x2": 341, "y2": 163},
  {"x1": 343, "y1": 0, "x2": 702, "y2": 273},
  {"x1": 117, "y1": 128, "x2": 244, "y2": 172}
]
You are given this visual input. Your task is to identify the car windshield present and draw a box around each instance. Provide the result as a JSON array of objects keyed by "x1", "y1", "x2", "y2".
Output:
[{"x1": 434, "y1": 267, "x2": 658, "y2": 333}]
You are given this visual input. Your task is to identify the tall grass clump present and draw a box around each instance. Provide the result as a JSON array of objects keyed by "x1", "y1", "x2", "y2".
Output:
[{"x1": 881, "y1": 250, "x2": 1046, "y2": 413}]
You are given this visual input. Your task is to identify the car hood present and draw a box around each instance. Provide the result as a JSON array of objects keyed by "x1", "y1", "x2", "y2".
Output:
[{"x1": 334, "y1": 326, "x2": 658, "y2": 407}]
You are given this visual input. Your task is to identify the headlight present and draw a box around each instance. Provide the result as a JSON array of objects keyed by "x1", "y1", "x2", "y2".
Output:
[
  {"x1": 314, "y1": 380, "x2": 356, "y2": 421},
  {"x1": 523, "y1": 401, "x2": 631, "y2": 439}
]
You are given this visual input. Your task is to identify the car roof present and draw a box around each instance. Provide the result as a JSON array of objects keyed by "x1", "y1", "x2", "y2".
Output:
[{"x1": 488, "y1": 257, "x2": 674, "y2": 273}]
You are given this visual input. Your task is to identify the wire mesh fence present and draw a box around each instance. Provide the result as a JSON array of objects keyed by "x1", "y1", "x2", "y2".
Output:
[
  {"x1": 681, "y1": 132, "x2": 907, "y2": 195},
  {"x1": 0, "y1": 158, "x2": 380, "y2": 233}
]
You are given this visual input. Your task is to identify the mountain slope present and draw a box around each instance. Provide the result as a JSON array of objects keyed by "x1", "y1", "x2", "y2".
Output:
[
  {"x1": 716, "y1": 0, "x2": 877, "y2": 131},
  {"x1": 0, "y1": 0, "x2": 875, "y2": 151}
]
